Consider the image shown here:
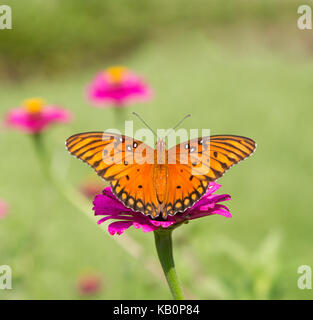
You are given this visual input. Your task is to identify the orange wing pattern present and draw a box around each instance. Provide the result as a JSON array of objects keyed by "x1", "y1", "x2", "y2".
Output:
[
  {"x1": 66, "y1": 132, "x2": 256, "y2": 219},
  {"x1": 163, "y1": 135, "x2": 256, "y2": 216},
  {"x1": 66, "y1": 132, "x2": 160, "y2": 216}
]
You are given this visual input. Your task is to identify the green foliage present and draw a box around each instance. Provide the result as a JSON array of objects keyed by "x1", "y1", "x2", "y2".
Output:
[
  {"x1": 206, "y1": 231, "x2": 283, "y2": 299},
  {"x1": 0, "y1": 0, "x2": 299, "y2": 79}
]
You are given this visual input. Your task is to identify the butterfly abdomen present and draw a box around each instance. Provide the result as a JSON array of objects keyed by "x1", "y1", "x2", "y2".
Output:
[{"x1": 152, "y1": 164, "x2": 168, "y2": 217}]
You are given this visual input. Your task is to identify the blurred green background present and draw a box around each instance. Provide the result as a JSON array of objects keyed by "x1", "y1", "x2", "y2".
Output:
[{"x1": 1, "y1": 0, "x2": 313, "y2": 299}]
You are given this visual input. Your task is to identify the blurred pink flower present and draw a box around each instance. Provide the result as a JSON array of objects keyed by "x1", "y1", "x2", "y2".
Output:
[
  {"x1": 93, "y1": 182, "x2": 231, "y2": 236},
  {"x1": 87, "y1": 66, "x2": 153, "y2": 107},
  {"x1": 80, "y1": 178, "x2": 106, "y2": 199},
  {"x1": 5, "y1": 98, "x2": 72, "y2": 134},
  {"x1": 77, "y1": 273, "x2": 102, "y2": 296},
  {"x1": 0, "y1": 199, "x2": 9, "y2": 219}
]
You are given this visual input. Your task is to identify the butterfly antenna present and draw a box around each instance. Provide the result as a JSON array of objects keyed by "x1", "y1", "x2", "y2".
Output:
[
  {"x1": 164, "y1": 114, "x2": 191, "y2": 138},
  {"x1": 132, "y1": 112, "x2": 158, "y2": 138}
]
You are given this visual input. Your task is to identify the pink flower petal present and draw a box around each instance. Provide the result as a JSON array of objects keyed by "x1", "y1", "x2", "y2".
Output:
[
  {"x1": 0, "y1": 200, "x2": 9, "y2": 219},
  {"x1": 108, "y1": 221, "x2": 133, "y2": 235},
  {"x1": 93, "y1": 183, "x2": 231, "y2": 236},
  {"x1": 5, "y1": 103, "x2": 72, "y2": 134},
  {"x1": 133, "y1": 221, "x2": 158, "y2": 233},
  {"x1": 87, "y1": 68, "x2": 153, "y2": 107}
]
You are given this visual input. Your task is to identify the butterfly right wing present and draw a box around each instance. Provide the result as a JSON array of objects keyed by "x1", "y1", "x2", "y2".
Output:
[
  {"x1": 163, "y1": 135, "x2": 256, "y2": 217},
  {"x1": 66, "y1": 132, "x2": 160, "y2": 217}
]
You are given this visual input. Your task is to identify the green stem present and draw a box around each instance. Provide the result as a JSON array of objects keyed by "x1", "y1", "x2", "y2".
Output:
[
  {"x1": 32, "y1": 134, "x2": 91, "y2": 216},
  {"x1": 154, "y1": 229, "x2": 185, "y2": 300},
  {"x1": 33, "y1": 133, "x2": 50, "y2": 176},
  {"x1": 114, "y1": 105, "x2": 127, "y2": 127}
]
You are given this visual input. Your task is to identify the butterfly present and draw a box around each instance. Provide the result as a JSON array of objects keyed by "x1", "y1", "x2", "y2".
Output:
[{"x1": 66, "y1": 114, "x2": 256, "y2": 219}]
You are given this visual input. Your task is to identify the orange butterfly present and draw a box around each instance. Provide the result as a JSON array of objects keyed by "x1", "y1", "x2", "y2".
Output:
[{"x1": 66, "y1": 114, "x2": 256, "y2": 219}]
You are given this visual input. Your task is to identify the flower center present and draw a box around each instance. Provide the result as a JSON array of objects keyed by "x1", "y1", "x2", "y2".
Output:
[
  {"x1": 22, "y1": 98, "x2": 46, "y2": 114},
  {"x1": 105, "y1": 66, "x2": 127, "y2": 84}
]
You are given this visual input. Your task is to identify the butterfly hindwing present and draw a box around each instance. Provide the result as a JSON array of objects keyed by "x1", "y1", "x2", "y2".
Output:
[
  {"x1": 163, "y1": 163, "x2": 209, "y2": 217},
  {"x1": 110, "y1": 164, "x2": 160, "y2": 217}
]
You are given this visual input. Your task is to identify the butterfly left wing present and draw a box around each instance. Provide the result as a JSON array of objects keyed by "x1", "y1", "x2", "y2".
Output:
[
  {"x1": 164, "y1": 135, "x2": 256, "y2": 217},
  {"x1": 66, "y1": 131, "x2": 161, "y2": 217},
  {"x1": 66, "y1": 131, "x2": 152, "y2": 180}
]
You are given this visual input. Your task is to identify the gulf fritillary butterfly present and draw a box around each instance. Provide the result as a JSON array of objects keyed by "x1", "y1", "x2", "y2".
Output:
[{"x1": 66, "y1": 115, "x2": 256, "y2": 219}]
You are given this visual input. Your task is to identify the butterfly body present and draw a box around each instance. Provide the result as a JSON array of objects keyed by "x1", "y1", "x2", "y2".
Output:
[{"x1": 66, "y1": 132, "x2": 256, "y2": 219}]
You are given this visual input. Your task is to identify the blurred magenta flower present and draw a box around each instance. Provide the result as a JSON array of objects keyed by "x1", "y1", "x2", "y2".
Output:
[
  {"x1": 80, "y1": 178, "x2": 106, "y2": 199},
  {"x1": 5, "y1": 98, "x2": 72, "y2": 134},
  {"x1": 93, "y1": 182, "x2": 231, "y2": 235},
  {"x1": 0, "y1": 199, "x2": 9, "y2": 219},
  {"x1": 77, "y1": 273, "x2": 102, "y2": 296},
  {"x1": 87, "y1": 66, "x2": 152, "y2": 107}
]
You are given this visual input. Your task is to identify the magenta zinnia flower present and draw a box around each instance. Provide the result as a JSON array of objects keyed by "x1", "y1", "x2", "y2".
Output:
[
  {"x1": 87, "y1": 66, "x2": 152, "y2": 107},
  {"x1": 5, "y1": 98, "x2": 72, "y2": 134},
  {"x1": 93, "y1": 182, "x2": 231, "y2": 235},
  {"x1": 0, "y1": 199, "x2": 9, "y2": 219}
]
